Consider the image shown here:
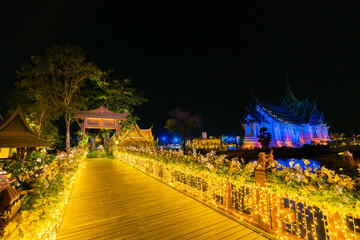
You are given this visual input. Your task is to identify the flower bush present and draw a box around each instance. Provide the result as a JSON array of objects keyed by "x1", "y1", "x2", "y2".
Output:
[
  {"x1": 1, "y1": 147, "x2": 85, "y2": 239},
  {"x1": 267, "y1": 159, "x2": 360, "y2": 215},
  {"x1": 115, "y1": 147, "x2": 256, "y2": 185},
  {"x1": 115, "y1": 147, "x2": 360, "y2": 216}
]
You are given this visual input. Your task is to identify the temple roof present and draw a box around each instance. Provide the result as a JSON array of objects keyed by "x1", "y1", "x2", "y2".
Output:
[
  {"x1": 0, "y1": 106, "x2": 52, "y2": 148},
  {"x1": 73, "y1": 106, "x2": 128, "y2": 120},
  {"x1": 243, "y1": 75, "x2": 326, "y2": 126},
  {"x1": 254, "y1": 97, "x2": 299, "y2": 124},
  {"x1": 119, "y1": 124, "x2": 154, "y2": 142}
]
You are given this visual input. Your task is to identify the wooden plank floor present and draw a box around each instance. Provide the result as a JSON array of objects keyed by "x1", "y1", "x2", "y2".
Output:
[{"x1": 57, "y1": 158, "x2": 270, "y2": 240}]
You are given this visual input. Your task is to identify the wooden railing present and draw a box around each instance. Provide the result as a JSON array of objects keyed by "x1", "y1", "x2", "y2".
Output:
[{"x1": 116, "y1": 151, "x2": 360, "y2": 240}]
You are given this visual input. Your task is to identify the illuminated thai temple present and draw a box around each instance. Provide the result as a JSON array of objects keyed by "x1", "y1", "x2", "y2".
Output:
[{"x1": 241, "y1": 74, "x2": 330, "y2": 149}]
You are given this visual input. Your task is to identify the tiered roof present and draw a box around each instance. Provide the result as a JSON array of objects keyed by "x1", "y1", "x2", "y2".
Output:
[
  {"x1": 243, "y1": 75, "x2": 325, "y2": 126},
  {"x1": 0, "y1": 106, "x2": 52, "y2": 148},
  {"x1": 119, "y1": 125, "x2": 154, "y2": 142}
]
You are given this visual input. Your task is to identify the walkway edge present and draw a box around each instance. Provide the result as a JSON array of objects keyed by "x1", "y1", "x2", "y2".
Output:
[{"x1": 119, "y1": 159, "x2": 278, "y2": 240}]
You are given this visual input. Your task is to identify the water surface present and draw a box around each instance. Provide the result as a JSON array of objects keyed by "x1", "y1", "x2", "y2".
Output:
[{"x1": 275, "y1": 158, "x2": 321, "y2": 171}]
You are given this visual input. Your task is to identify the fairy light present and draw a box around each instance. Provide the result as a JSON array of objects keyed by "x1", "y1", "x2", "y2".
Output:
[
  {"x1": 3, "y1": 148, "x2": 85, "y2": 240},
  {"x1": 115, "y1": 147, "x2": 360, "y2": 240}
]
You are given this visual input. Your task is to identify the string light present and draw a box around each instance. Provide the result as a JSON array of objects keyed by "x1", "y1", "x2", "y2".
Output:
[
  {"x1": 115, "y1": 147, "x2": 360, "y2": 240},
  {"x1": 2, "y1": 148, "x2": 85, "y2": 240}
]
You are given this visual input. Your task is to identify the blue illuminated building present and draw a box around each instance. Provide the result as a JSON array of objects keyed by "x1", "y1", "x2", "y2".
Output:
[
  {"x1": 158, "y1": 134, "x2": 181, "y2": 149},
  {"x1": 241, "y1": 74, "x2": 330, "y2": 149}
]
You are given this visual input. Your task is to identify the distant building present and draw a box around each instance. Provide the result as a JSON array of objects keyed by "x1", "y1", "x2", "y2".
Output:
[
  {"x1": 241, "y1": 74, "x2": 330, "y2": 149},
  {"x1": 188, "y1": 135, "x2": 241, "y2": 151},
  {"x1": 189, "y1": 137, "x2": 222, "y2": 151}
]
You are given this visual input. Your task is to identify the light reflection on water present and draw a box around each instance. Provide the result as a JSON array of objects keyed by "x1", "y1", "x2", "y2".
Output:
[{"x1": 275, "y1": 158, "x2": 321, "y2": 171}]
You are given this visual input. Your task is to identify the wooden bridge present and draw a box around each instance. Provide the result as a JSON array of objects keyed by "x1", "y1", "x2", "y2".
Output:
[{"x1": 57, "y1": 158, "x2": 272, "y2": 240}]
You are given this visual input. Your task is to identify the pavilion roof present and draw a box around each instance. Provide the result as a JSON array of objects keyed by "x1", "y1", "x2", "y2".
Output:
[
  {"x1": 73, "y1": 106, "x2": 128, "y2": 120},
  {"x1": 0, "y1": 105, "x2": 52, "y2": 148},
  {"x1": 119, "y1": 125, "x2": 154, "y2": 142}
]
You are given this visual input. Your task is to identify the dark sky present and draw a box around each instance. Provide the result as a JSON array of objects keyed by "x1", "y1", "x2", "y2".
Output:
[{"x1": 1, "y1": 1, "x2": 360, "y2": 138}]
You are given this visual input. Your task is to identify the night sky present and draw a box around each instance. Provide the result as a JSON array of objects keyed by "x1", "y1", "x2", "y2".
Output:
[{"x1": 1, "y1": 1, "x2": 360, "y2": 138}]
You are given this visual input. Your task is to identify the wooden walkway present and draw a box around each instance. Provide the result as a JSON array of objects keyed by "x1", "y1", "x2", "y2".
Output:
[{"x1": 57, "y1": 158, "x2": 271, "y2": 240}]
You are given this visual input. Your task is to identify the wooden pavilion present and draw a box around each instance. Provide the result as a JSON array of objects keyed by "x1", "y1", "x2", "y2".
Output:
[
  {"x1": 0, "y1": 105, "x2": 52, "y2": 159},
  {"x1": 73, "y1": 106, "x2": 128, "y2": 140}
]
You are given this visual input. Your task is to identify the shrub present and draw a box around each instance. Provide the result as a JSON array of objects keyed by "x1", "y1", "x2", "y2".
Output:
[{"x1": 1, "y1": 147, "x2": 85, "y2": 239}]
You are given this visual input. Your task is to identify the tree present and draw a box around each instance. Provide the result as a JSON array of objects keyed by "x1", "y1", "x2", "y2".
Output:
[
  {"x1": 15, "y1": 45, "x2": 102, "y2": 152},
  {"x1": 165, "y1": 108, "x2": 202, "y2": 150},
  {"x1": 7, "y1": 87, "x2": 60, "y2": 144},
  {"x1": 83, "y1": 73, "x2": 148, "y2": 153},
  {"x1": 258, "y1": 127, "x2": 272, "y2": 150},
  {"x1": 214, "y1": 125, "x2": 227, "y2": 147},
  {"x1": 343, "y1": 113, "x2": 360, "y2": 141}
]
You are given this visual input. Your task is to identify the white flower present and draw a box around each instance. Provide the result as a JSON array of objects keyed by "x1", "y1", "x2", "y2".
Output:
[
  {"x1": 336, "y1": 186, "x2": 343, "y2": 194},
  {"x1": 201, "y1": 156, "x2": 208, "y2": 164},
  {"x1": 35, "y1": 174, "x2": 38, "y2": 177},
  {"x1": 206, "y1": 163, "x2": 214, "y2": 170},
  {"x1": 36, "y1": 158, "x2": 42, "y2": 163},
  {"x1": 289, "y1": 160, "x2": 295, "y2": 168},
  {"x1": 296, "y1": 173, "x2": 303, "y2": 182},
  {"x1": 231, "y1": 159, "x2": 241, "y2": 168}
]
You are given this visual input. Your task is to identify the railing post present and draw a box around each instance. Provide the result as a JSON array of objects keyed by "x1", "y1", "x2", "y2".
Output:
[
  {"x1": 253, "y1": 152, "x2": 272, "y2": 232},
  {"x1": 227, "y1": 179, "x2": 233, "y2": 211}
]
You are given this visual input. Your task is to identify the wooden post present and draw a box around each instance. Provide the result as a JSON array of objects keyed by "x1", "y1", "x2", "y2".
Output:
[
  {"x1": 227, "y1": 180, "x2": 233, "y2": 211},
  {"x1": 83, "y1": 118, "x2": 86, "y2": 141},
  {"x1": 115, "y1": 120, "x2": 119, "y2": 136},
  {"x1": 253, "y1": 152, "x2": 271, "y2": 232}
]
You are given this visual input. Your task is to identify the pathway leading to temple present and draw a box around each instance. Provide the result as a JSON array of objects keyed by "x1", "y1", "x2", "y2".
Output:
[{"x1": 57, "y1": 158, "x2": 270, "y2": 240}]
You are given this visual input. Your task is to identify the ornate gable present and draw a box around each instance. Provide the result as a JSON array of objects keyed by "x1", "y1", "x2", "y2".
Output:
[{"x1": 0, "y1": 106, "x2": 52, "y2": 148}]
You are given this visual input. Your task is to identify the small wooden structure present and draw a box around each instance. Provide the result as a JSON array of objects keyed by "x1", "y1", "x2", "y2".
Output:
[
  {"x1": 73, "y1": 106, "x2": 128, "y2": 140},
  {"x1": 118, "y1": 125, "x2": 154, "y2": 148},
  {"x1": 0, "y1": 105, "x2": 51, "y2": 227},
  {"x1": 0, "y1": 105, "x2": 52, "y2": 159}
]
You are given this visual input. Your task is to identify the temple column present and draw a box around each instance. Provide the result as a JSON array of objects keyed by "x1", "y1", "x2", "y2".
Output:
[
  {"x1": 245, "y1": 124, "x2": 249, "y2": 136},
  {"x1": 324, "y1": 126, "x2": 330, "y2": 139},
  {"x1": 274, "y1": 124, "x2": 279, "y2": 141}
]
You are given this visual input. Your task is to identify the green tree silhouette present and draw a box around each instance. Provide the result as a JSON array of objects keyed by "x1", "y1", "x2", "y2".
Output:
[
  {"x1": 258, "y1": 127, "x2": 272, "y2": 150},
  {"x1": 165, "y1": 108, "x2": 201, "y2": 150}
]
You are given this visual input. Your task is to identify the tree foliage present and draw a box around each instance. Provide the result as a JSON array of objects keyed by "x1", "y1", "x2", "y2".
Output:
[
  {"x1": 343, "y1": 113, "x2": 360, "y2": 139},
  {"x1": 83, "y1": 72, "x2": 148, "y2": 153},
  {"x1": 13, "y1": 45, "x2": 102, "y2": 151},
  {"x1": 165, "y1": 108, "x2": 201, "y2": 148},
  {"x1": 90, "y1": 74, "x2": 147, "y2": 128},
  {"x1": 12, "y1": 45, "x2": 147, "y2": 152}
]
